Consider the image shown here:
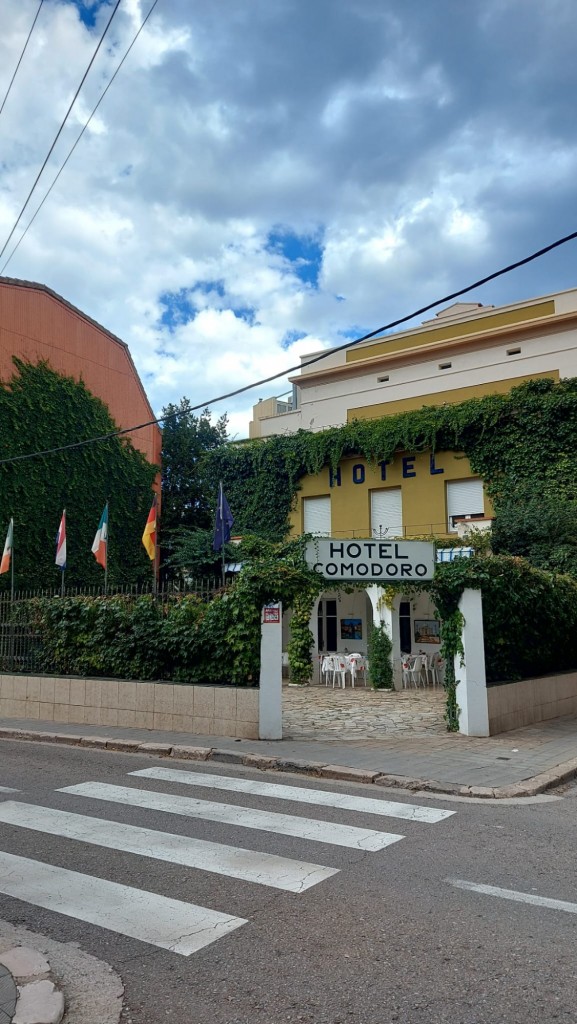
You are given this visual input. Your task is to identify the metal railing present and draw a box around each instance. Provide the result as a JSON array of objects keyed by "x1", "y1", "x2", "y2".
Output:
[{"x1": 0, "y1": 578, "x2": 221, "y2": 674}]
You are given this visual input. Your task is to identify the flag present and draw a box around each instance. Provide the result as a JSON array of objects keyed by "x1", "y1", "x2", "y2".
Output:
[
  {"x1": 212, "y1": 483, "x2": 234, "y2": 551},
  {"x1": 91, "y1": 504, "x2": 108, "y2": 569},
  {"x1": 55, "y1": 510, "x2": 66, "y2": 569},
  {"x1": 0, "y1": 519, "x2": 13, "y2": 575},
  {"x1": 142, "y1": 495, "x2": 157, "y2": 561}
]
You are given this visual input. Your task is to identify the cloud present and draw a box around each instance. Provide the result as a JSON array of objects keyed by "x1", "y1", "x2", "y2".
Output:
[{"x1": 1, "y1": 0, "x2": 576, "y2": 438}]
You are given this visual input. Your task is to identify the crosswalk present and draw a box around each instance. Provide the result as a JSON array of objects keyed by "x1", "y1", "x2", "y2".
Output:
[{"x1": 0, "y1": 765, "x2": 455, "y2": 956}]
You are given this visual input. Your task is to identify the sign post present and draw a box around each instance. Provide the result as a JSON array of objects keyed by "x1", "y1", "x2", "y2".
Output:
[{"x1": 259, "y1": 602, "x2": 283, "y2": 740}]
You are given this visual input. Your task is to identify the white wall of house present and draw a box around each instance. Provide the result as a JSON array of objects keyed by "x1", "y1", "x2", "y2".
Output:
[{"x1": 254, "y1": 287, "x2": 577, "y2": 438}]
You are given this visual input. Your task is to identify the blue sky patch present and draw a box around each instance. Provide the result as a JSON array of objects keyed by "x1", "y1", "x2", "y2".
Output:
[
  {"x1": 158, "y1": 289, "x2": 195, "y2": 331},
  {"x1": 266, "y1": 227, "x2": 324, "y2": 288},
  {"x1": 65, "y1": 0, "x2": 108, "y2": 29},
  {"x1": 281, "y1": 329, "x2": 307, "y2": 350}
]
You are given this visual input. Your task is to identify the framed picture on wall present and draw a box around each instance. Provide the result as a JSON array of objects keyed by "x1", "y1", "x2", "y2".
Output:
[
  {"x1": 340, "y1": 618, "x2": 362, "y2": 641},
  {"x1": 414, "y1": 619, "x2": 440, "y2": 644}
]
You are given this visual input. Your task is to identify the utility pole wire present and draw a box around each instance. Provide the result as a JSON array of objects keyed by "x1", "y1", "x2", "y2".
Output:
[
  {"x1": 0, "y1": 227, "x2": 575, "y2": 466},
  {"x1": 0, "y1": 0, "x2": 161, "y2": 275},
  {"x1": 0, "y1": 1, "x2": 45, "y2": 119},
  {"x1": 0, "y1": 0, "x2": 123, "y2": 264}
]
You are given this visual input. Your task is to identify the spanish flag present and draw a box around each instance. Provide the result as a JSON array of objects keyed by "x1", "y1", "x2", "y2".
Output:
[
  {"x1": 0, "y1": 519, "x2": 13, "y2": 575},
  {"x1": 142, "y1": 496, "x2": 157, "y2": 561}
]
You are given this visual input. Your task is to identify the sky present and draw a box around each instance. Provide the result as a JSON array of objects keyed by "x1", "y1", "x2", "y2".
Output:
[{"x1": 1, "y1": 0, "x2": 577, "y2": 440}]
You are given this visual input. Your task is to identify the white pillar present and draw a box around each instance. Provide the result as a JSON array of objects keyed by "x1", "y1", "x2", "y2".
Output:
[
  {"x1": 365, "y1": 586, "x2": 400, "y2": 688},
  {"x1": 259, "y1": 602, "x2": 283, "y2": 740},
  {"x1": 456, "y1": 588, "x2": 489, "y2": 737},
  {"x1": 309, "y1": 595, "x2": 321, "y2": 684}
]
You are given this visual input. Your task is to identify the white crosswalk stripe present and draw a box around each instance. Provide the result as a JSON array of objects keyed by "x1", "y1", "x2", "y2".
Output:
[
  {"x1": 0, "y1": 801, "x2": 339, "y2": 892},
  {"x1": 129, "y1": 767, "x2": 455, "y2": 823},
  {"x1": 0, "y1": 768, "x2": 455, "y2": 957},
  {"x1": 58, "y1": 781, "x2": 405, "y2": 850},
  {"x1": 0, "y1": 850, "x2": 245, "y2": 955}
]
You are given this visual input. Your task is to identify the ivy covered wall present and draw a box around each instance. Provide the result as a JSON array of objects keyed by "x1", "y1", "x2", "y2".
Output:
[
  {"x1": 206, "y1": 378, "x2": 577, "y2": 576},
  {"x1": 0, "y1": 360, "x2": 157, "y2": 589}
]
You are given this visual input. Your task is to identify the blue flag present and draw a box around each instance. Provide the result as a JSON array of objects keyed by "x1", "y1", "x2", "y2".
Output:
[{"x1": 213, "y1": 483, "x2": 234, "y2": 551}]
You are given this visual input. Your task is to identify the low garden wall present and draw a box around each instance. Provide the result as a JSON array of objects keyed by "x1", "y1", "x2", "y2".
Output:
[
  {"x1": 0, "y1": 674, "x2": 259, "y2": 739},
  {"x1": 488, "y1": 671, "x2": 577, "y2": 735}
]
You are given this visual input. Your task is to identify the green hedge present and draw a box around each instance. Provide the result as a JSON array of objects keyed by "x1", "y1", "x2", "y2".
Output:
[
  {"x1": 13, "y1": 593, "x2": 259, "y2": 686},
  {"x1": 429, "y1": 555, "x2": 577, "y2": 684}
]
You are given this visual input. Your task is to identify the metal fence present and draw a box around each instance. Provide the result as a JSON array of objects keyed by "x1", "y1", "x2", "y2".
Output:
[{"x1": 0, "y1": 578, "x2": 221, "y2": 674}]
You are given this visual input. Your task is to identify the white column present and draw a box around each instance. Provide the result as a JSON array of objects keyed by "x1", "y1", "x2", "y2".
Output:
[
  {"x1": 456, "y1": 588, "x2": 489, "y2": 737},
  {"x1": 309, "y1": 596, "x2": 321, "y2": 684},
  {"x1": 365, "y1": 586, "x2": 399, "y2": 688},
  {"x1": 259, "y1": 602, "x2": 283, "y2": 740}
]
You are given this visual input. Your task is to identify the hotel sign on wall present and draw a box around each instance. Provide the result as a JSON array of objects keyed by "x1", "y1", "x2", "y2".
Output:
[{"x1": 306, "y1": 538, "x2": 435, "y2": 582}]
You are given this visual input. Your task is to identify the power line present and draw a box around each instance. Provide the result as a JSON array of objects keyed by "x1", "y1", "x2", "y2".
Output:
[
  {"x1": 0, "y1": 227, "x2": 575, "y2": 467},
  {"x1": 1, "y1": 0, "x2": 161, "y2": 275},
  {"x1": 0, "y1": 0, "x2": 45, "y2": 119},
  {"x1": 0, "y1": 0, "x2": 123, "y2": 265}
]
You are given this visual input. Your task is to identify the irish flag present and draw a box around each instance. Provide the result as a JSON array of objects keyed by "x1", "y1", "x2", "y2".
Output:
[
  {"x1": 142, "y1": 496, "x2": 157, "y2": 561},
  {"x1": 0, "y1": 519, "x2": 13, "y2": 575},
  {"x1": 91, "y1": 504, "x2": 108, "y2": 569}
]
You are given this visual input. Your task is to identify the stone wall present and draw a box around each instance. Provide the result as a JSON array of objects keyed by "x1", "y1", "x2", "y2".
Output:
[
  {"x1": 0, "y1": 675, "x2": 259, "y2": 740},
  {"x1": 488, "y1": 672, "x2": 577, "y2": 734}
]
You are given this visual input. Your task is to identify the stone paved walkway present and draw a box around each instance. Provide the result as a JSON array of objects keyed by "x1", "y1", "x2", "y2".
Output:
[{"x1": 282, "y1": 684, "x2": 447, "y2": 739}]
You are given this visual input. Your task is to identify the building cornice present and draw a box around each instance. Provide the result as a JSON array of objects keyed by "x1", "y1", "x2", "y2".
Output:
[{"x1": 289, "y1": 310, "x2": 577, "y2": 388}]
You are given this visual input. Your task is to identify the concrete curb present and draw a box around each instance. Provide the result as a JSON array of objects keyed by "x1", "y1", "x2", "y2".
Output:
[
  {"x1": 0, "y1": 946, "x2": 64, "y2": 1024},
  {"x1": 1, "y1": 726, "x2": 577, "y2": 798}
]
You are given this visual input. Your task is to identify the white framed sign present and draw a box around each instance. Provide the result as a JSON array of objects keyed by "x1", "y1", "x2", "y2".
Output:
[{"x1": 306, "y1": 538, "x2": 435, "y2": 582}]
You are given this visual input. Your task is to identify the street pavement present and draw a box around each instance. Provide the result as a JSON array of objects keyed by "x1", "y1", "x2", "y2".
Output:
[
  {"x1": 2, "y1": 709, "x2": 577, "y2": 791},
  {"x1": 1, "y1": 740, "x2": 577, "y2": 1023}
]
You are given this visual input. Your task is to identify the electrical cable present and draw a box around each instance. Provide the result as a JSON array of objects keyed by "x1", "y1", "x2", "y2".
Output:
[
  {"x1": 0, "y1": 0, "x2": 123, "y2": 265},
  {"x1": 0, "y1": 0, "x2": 161, "y2": 275},
  {"x1": 0, "y1": 227, "x2": 575, "y2": 466},
  {"x1": 0, "y1": 0, "x2": 45, "y2": 119}
]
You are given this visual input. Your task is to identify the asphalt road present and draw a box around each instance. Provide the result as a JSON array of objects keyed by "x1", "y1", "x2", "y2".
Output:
[{"x1": 0, "y1": 739, "x2": 576, "y2": 1024}]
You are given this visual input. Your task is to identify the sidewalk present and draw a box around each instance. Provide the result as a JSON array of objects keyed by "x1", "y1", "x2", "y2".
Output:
[{"x1": 2, "y1": 713, "x2": 577, "y2": 797}]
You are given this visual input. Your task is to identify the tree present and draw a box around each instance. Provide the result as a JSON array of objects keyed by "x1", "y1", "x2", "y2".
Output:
[
  {"x1": 0, "y1": 360, "x2": 157, "y2": 590},
  {"x1": 160, "y1": 400, "x2": 228, "y2": 574}
]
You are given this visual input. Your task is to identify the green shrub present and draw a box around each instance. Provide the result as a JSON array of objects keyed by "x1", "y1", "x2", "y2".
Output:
[{"x1": 367, "y1": 623, "x2": 393, "y2": 689}]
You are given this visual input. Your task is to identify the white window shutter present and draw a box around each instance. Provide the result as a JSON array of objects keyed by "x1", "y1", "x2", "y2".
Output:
[
  {"x1": 370, "y1": 488, "x2": 402, "y2": 538},
  {"x1": 303, "y1": 496, "x2": 331, "y2": 536},
  {"x1": 446, "y1": 479, "x2": 484, "y2": 531}
]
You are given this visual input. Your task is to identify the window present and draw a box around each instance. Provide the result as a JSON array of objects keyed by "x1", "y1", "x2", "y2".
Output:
[
  {"x1": 506, "y1": 347, "x2": 521, "y2": 356},
  {"x1": 318, "y1": 598, "x2": 337, "y2": 652},
  {"x1": 371, "y1": 488, "x2": 402, "y2": 538},
  {"x1": 303, "y1": 496, "x2": 331, "y2": 536},
  {"x1": 377, "y1": 374, "x2": 390, "y2": 383},
  {"x1": 438, "y1": 361, "x2": 452, "y2": 370},
  {"x1": 446, "y1": 478, "x2": 484, "y2": 532}
]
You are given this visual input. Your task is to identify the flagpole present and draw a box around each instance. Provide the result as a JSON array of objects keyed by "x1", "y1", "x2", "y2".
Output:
[
  {"x1": 10, "y1": 520, "x2": 14, "y2": 604},
  {"x1": 220, "y1": 482, "x2": 226, "y2": 586},
  {"x1": 104, "y1": 499, "x2": 109, "y2": 598},
  {"x1": 61, "y1": 508, "x2": 65, "y2": 598}
]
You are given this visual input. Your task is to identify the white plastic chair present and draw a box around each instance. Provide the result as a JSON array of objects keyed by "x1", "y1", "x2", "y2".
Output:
[
  {"x1": 429, "y1": 652, "x2": 444, "y2": 687},
  {"x1": 347, "y1": 653, "x2": 366, "y2": 687},
  {"x1": 408, "y1": 654, "x2": 428, "y2": 688},
  {"x1": 332, "y1": 655, "x2": 349, "y2": 688},
  {"x1": 401, "y1": 654, "x2": 415, "y2": 688},
  {"x1": 321, "y1": 655, "x2": 335, "y2": 686}
]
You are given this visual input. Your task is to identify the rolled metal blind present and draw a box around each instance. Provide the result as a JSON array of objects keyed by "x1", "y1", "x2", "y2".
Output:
[
  {"x1": 370, "y1": 488, "x2": 402, "y2": 538},
  {"x1": 303, "y1": 496, "x2": 331, "y2": 536},
  {"x1": 446, "y1": 478, "x2": 484, "y2": 530}
]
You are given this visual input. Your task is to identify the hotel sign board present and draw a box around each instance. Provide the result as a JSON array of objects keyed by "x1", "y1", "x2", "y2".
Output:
[{"x1": 306, "y1": 538, "x2": 435, "y2": 582}]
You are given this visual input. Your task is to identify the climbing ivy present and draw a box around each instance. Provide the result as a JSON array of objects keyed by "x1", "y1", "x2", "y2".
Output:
[
  {"x1": 0, "y1": 360, "x2": 157, "y2": 589},
  {"x1": 205, "y1": 378, "x2": 577, "y2": 578}
]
